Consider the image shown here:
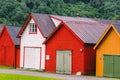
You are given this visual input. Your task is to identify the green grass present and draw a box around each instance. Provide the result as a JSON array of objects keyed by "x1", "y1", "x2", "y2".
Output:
[
  {"x1": 0, "y1": 66, "x2": 14, "y2": 69},
  {"x1": 85, "y1": 75, "x2": 120, "y2": 80},
  {"x1": 0, "y1": 73, "x2": 62, "y2": 80},
  {"x1": 25, "y1": 69, "x2": 41, "y2": 72}
]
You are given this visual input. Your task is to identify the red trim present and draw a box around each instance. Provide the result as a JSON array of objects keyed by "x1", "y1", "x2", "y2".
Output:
[
  {"x1": 43, "y1": 21, "x2": 63, "y2": 44},
  {"x1": 19, "y1": 38, "x2": 21, "y2": 68},
  {"x1": 31, "y1": 14, "x2": 44, "y2": 37},
  {"x1": 29, "y1": 32, "x2": 37, "y2": 34},
  {"x1": 17, "y1": 13, "x2": 32, "y2": 38},
  {"x1": 23, "y1": 47, "x2": 25, "y2": 68},
  {"x1": 17, "y1": 13, "x2": 44, "y2": 38},
  {"x1": 40, "y1": 47, "x2": 42, "y2": 70},
  {"x1": 23, "y1": 46, "x2": 42, "y2": 70},
  {"x1": 28, "y1": 23, "x2": 37, "y2": 34},
  {"x1": 63, "y1": 22, "x2": 84, "y2": 43},
  {"x1": 43, "y1": 22, "x2": 84, "y2": 44}
]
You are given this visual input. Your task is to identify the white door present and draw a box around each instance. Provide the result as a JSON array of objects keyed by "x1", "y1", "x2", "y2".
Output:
[
  {"x1": 24, "y1": 47, "x2": 40, "y2": 69},
  {"x1": 64, "y1": 51, "x2": 72, "y2": 74},
  {"x1": 56, "y1": 50, "x2": 72, "y2": 74}
]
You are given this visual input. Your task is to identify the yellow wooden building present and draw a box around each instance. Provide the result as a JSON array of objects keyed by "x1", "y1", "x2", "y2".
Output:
[{"x1": 94, "y1": 23, "x2": 120, "y2": 77}]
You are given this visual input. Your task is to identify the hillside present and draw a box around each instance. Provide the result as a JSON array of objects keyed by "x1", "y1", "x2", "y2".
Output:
[{"x1": 0, "y1": 0, "x2": 120, "y2": 26}]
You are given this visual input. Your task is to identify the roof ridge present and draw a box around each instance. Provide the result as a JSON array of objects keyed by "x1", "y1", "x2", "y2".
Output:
[
  {"x1": 66, "y1": 21, "x2": 97, "y2": 23},
  {"x1": 31, "y1": 13, "x2": 51, "y2": 16}
]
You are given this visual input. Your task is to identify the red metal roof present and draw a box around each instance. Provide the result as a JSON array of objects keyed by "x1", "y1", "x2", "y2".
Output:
[
  {"x1": 44, "y1": 21, "x2": 108, "y2": 44},
  {"x1": 32, "y1": 13, "x2": 56, "y2": 37},
  {"x1": 49, "y1": 15, "x2": 115, "y2": 44},
  {"x1": 51, "y1": 15, "x2": 98, "y2": 23},
  {"x1": 51, "y1": 15, "x2": 120, "y2": 25},
  {"x1": 93, "y1": 18, "x2": 120, "y2": 24},
  {"x1": 65, "y1": 21, "x2": 108, "y2": 44}
]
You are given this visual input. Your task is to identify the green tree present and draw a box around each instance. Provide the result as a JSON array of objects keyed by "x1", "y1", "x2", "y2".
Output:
[
  {"x1": 90, "y1": 0, "x2": 103, "y2": 8},
  {"x1": 112, "y1": 15, "x2": 120, "y2": 20},
  {"x1": 0, "y1": 0, "x2": 119, "y2": 26},
  {"x1": 98, "y1": 1, "x2": 120, "y2": 19}
]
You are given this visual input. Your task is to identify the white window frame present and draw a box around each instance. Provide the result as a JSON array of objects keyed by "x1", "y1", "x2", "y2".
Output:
[{"x1": 29, "y1": 23, "x2": 37, "y2": 33}]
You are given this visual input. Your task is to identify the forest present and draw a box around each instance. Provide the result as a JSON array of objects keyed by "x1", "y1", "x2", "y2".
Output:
[{"x1": 0, "y1": 0, "x2": 120, "y2": 26}]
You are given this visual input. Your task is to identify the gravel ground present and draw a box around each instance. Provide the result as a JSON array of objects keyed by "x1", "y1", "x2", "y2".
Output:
[{"x1": 0, "y1": 69, "x2": 118, "y2": 80}]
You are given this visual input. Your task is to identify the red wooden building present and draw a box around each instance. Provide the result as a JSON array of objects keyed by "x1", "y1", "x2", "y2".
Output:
[
  {"x1": 44, "y1": 20, "x2": 108, "y2": 75},
  {"x1": 0, "y1": 25, "x2": 21, "y2": 68}
]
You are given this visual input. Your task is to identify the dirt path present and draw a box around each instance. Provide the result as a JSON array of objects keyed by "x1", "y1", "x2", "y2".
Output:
[{"x1": 0, "y1": 69, "x2": 116, "y2": 80}]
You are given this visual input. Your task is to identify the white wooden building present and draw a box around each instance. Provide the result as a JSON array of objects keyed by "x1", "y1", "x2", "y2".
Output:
[{"x1": 17, "y1": 13, "x2": 55, "y2": 70}]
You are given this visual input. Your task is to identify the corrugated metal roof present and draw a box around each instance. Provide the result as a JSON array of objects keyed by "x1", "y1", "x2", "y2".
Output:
[
  {"x1": 6, "y1": 26, "x2": 21, "y2": 45},
  {"x1": 93, "y1": 19, "x2": 120, "y2": 24},
  {"x1": 51, "y1": 15, "x2": 120, "y2": 43},
  {"x1": 44, "y1": 15, "x2": 120, "y2": 44},
  {"x1": 113, "y1": 23, "x2": 120, "y2": 33},
  {"x1": 65, "y1": 21, "x2": 108, "y2": 44},
  {"x1": 32, "y1": 13, "x2": 56, "y2": 37},
  {"x1": 51, "y1": 15, "x2": 120, "y2": 25},
  {"x1": 51, "y1": 15, "x2": 98, "y2": 23}
]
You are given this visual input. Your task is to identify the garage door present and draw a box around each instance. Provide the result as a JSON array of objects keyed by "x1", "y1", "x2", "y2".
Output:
[
  {"x1": 56, "y1": 50, "x2": 72, "y2": 74},
  {"x1": 104, "y1": 55, "x2": 120, "y2": 77},
  {"x1": 24, "y1": 47, "x2": 40, "y2": 69}
]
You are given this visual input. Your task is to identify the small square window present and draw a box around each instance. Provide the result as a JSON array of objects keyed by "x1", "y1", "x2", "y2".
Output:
[{"x1": 29, "y1": 23, "x2": 37, "y2": 33}]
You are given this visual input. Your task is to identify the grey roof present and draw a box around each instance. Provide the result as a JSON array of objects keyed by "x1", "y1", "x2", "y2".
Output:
[
  {"x1": 50, "y1": 15, "x2": 110, "y2": 44},
  {"x1": 113, "y1": 23, "x2": 120, "y2": 33},
  {"x1": 51, "y1": 15, "x2": 98, "y2": 23},
  {"x1": 52, "y1": 15, "x2": 120, "y2": 25},
  {"x1": 93, "y1": 19, "x2": 120, "y2": 24},
  {"x1": 32, "y1": 13, "x2": 56, "y2": 37},
  {"x1": 65, "y1": 21, "x2": 108, "y2": 44},
  {"x1": 50, "y1": 15, "x2": 120, "y2": 43},
  {"x1": 6, "y1": 26, "x2": 21, "y2": 45}
]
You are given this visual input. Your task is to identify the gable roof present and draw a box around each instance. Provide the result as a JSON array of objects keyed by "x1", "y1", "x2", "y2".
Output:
[
  {"x1": 94, "y1": 23, "x2": 120, "y2": 49},
  {"x1": 43, "y1": 21, "x2": 108, "y2": 44},
  {"x1": 93, "y1": 19, "x2": 120, "y2": 24},
  {"x1": 66, "y1": 21, "x2": 108, "y2": 44},
  {"x1": 51, "y1": 15, "x2": 98, "y2": 23},
  {"x1": 49, "y1": 15, "x2": 120, "y2": 44},
  {"x1": 17, "y1": 13, "x2": 56, "y2": 38},
  {"x1": 51, "y1": 15, "x2": 120, "y2": 25},
  {"x1": 4, "y1": 25, "x2": 21, "y2": 45}
]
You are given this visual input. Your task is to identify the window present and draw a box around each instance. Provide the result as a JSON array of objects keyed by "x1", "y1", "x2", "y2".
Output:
[{"x1": 29, "y1": 23, "x2": 37, "y2": 33}]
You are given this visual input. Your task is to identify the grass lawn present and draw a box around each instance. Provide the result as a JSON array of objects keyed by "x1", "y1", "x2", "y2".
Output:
[
  {"x1": 0, "y1": 73, "x2": 62, "y2": 80},
  {"x1": 24, "y1": 69, "x2": 41, "y2": 72},
  {"x1": 0, "y1": 66, "x2": 14, "y2": 69}
]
